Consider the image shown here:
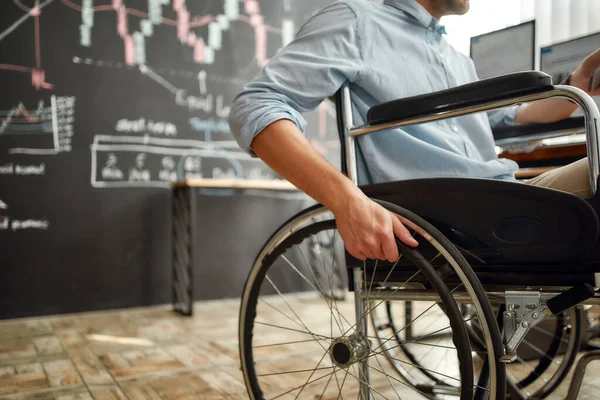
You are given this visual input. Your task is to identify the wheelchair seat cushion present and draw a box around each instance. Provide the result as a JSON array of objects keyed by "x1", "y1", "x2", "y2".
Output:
[
  {"x1": 367, "y1": 71, "x2": 553, "y2": 126},
  {"x1": 361, "y1": 178, "x2": 599, "y2": 263}
]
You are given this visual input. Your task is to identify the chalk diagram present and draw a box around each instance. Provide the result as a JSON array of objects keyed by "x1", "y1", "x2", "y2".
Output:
[
  {"x1": 0, "y1": 199, "x2": 7, "y2": 230},
  {"x1": 0, "y1": 0, "x2": 77, "y2": 155},
  {"x1": 67, "y1": 0, "x2": 339, "y2": 188},
  {"x1": 0, "y1": 0, "x2": 54, "y2": 89},
  {"x1": 91, "y1": 135, "x2": 268, "y2": 188},
  {"x1": 1, "y1": 0, "x2": 339, "y2": 188},
  {"x1": 0, "y1": 96, "x2": 75, "y2": 155}
]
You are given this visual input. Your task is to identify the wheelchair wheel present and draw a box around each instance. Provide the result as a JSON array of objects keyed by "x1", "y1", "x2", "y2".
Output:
[
  {"x1": 374, "y1": 303, "x2": 582, "y2": 399},
  {"x1": 239, "y1": 201, "x2": 505, "y2": 399}
]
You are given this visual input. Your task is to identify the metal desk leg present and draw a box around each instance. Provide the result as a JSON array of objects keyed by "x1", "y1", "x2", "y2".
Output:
[{"x1": 172, "y1": 186, "x2": 193, "y2": 316}]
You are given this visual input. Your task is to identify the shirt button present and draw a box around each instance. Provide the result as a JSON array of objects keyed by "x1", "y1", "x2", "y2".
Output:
[
  {"x1": 440, "y1": 53, "x2": 445, "y2": 59},
  {"x1": 451, "y1": 125, "x2": 458, "y2": 132}
]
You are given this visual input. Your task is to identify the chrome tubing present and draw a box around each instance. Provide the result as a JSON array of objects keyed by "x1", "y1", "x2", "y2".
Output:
[
  {"x1": 347, "y1": 86, "x2": 600, "y2": 196},
  {"x1": 341, "y1": 85, "x2": 358, "y2": 185},
  {"x1": 353, "y1": 268, "x2": 371, "y2": 400}
]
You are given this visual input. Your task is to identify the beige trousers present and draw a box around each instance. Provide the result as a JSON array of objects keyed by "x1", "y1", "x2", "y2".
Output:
[{"x1": 525, "y1": 157, "x2": 591, "y2": 198}]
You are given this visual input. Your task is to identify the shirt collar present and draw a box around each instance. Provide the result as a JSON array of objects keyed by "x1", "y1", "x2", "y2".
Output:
[{"x1": 383, "y1": 0, "x2": 447, "y2": 34}]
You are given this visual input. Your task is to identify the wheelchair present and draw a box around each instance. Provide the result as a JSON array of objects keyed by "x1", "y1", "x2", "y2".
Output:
[{"x1": 237, "y1": 71, "x2": 600, "y2": 399}]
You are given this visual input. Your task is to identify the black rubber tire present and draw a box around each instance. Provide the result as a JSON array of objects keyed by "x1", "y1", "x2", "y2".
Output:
[{"x1": 239, "y1": 201, "x2": 506, "y2": 400}]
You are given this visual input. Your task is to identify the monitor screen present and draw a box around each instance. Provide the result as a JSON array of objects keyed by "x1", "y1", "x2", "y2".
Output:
[
  {"x1": 541, "y1": 32, "x2": 600, "y2": 116},
  {"x1": 470, "y1": 21, "x2": 535, "y2": 80},
  {"x1": 540, "y1": 31, "x2": 600, "y2": 84}
]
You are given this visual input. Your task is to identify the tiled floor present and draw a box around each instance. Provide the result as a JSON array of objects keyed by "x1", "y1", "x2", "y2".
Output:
[{"x1": 0, "y1": 297, "x2": 599, "y2": 399}]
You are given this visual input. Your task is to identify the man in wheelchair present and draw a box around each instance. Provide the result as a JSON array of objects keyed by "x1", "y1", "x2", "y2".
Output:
[{"x1": 229, "y1": 0, "x2": 600, "y2": 399}]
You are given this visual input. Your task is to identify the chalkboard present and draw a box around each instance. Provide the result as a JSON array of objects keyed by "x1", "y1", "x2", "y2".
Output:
[{"x1": 0, "y1": 0, "x2": 339, "y2": 319}]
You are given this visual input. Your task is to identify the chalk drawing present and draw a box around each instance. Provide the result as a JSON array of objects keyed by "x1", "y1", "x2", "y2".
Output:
[
  {"x1": 128, "y1": 153, "x2": 151, "y2": 182},
  {"x1": 0, "y1": 0, "x2": 57, "y2": 89},
  {"x1": 91, "y1": 135, "x2": 264, "y2": 188},
  {"x1": 158, "y1": 156, "x2": 178, "y2": 182},
  {"x1": 183, "y1": 155, "x2": 202, "y2": 179},
  {"x1": 5, "y1": 96, "x2": 75, "y2": 155},
  {"x1": 62, "y1": 0, "x2": 292, "y2": 67},
  {"x1": 101, "y1": 153, "x2": 124, "y2": 181}
]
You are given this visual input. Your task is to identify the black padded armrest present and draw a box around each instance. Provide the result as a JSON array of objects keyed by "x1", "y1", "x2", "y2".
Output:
[
  {"x1": 492, "y1": 116, "x2": 585, "y2": 140},
  {"x1": 367, "y1": 71, "x2": 553, "y2": 126}
]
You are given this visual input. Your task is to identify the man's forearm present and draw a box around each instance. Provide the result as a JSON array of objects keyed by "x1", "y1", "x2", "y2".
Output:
[
  {"x1": 251, "y1": 119, "x2": 363, "y2": 213},
  {"x1": 515, "y1": 58, "x2": 600, "y2": 125},
  {"x1": 514, "y1": 98, "x2": 578, "y2": 125}
]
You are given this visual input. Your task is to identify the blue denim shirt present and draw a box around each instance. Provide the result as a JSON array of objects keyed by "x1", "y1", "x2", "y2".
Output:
[{"x1": 228, "y1": 0, "x2": 520, "y2": 184}]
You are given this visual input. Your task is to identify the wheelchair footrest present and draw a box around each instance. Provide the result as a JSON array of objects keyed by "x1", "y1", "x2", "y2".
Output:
[{"x1": 546, "y1": 284, "x2": 595, "y2": 315}]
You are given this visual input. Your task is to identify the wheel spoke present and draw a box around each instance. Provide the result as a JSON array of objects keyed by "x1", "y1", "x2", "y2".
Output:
[
  {"x1": 318, "y1": 366, "x2": 337, "y2": 399},
  {"x1": 254, "y1": 338, "x2": 330, "y2": 348},
  {"x1": 264, "y1": 275, "x2": 329, "y2": 352},
  {"x1": 292, "y1": 246, "x2": 348, "y2": 335},
  {"x1": 341, "y1": 269, "x2": 422, "y2": 339},
  {"x1": 521, "y1": 338, "x2": 557, "y2": 363},
  {"x1": 367, "y1": 363, "x2": 436, "y2": 399},
  {"x1": 531, "y1": 324, "x2": 570, "y2": 344},
  {"x1": 258, "y1": 365, "x2": 335, "y2": 377},
  {"x1": 374, "y1": 316, "x2": 475, "y2": 357},
  {"x1": 259, "y1": 297, "x2": 314, "y2": 333},
  {"x1": 267, "y1": 368, "x2": 342, "y2": 400},
  {"x1": 255, "y1": 320, "x2": 331, "y2": 339},
  {"x1": 371, "y1": 285, "x2": 464, "y2": 355},
  {"x1": 293, "y1": 345, "x2": 331, "y2": 400},
  {"x1": 336, "y1": 366, "x2": 350, "y2": 400},
  {"x1": 343, "y1": 366, "x2": 392, "y2": 400},
  {"x1": 372, "y1": 347, "x2": 403, "y2": 399}
]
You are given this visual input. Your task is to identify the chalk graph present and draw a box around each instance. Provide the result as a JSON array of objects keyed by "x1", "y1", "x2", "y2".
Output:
[
  {"x1": 1, "y1": 0, "x2": 339, "y2": 187},
  {"x1": 0, "y1": 96, "x2": 75, "y2": 155},
  {"x1": 91, "y1": 134, "x2": 273, "y2": 188},
  {"x1": 62, "y1": 0, "x2": 295, "y2": 67},
  {"x1": 0, "y1": 0, "x2": 56, "y2": 90},
  {"x1": 0, "y1": 101, "x2": 52, "y2": 135}
]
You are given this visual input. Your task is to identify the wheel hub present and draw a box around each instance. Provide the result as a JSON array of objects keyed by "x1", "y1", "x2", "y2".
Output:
[{"x1": 330, "y1": 335, "x2": 370, "y2": 368}]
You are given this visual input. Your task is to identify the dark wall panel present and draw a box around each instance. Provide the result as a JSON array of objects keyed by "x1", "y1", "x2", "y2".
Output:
[{"x1": 0, "y1": 0, "x2": 338, "y2": 319}]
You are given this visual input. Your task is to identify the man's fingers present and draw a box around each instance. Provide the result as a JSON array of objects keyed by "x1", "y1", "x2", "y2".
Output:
[
  {"x1": 392, "y1": 215, "x2": 419, "y2": 247},
  {"x1": 347, "y1": 246, "x2": 367, "y2": 261},
  {"x1": 381, "y1": 232, "x2": 400, "y2": 262},
  {"x1": 367, "y1": 238, "x2": 386, "y2": 260}
]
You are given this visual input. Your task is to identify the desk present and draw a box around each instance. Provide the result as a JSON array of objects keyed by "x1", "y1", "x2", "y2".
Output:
[
  {"x1": 495, "y1": 117, "x2": 587, "y2": 178},
  {"x1": 171, "y1": 179, "x2": 304, "y2": 315}
]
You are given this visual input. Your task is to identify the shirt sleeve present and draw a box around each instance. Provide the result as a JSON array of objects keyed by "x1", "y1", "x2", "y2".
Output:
[
  {"x1": 228, "y1": 2, "x2": 363, "y2": 155},
  {"x1": 487, "y1": 105, "x2": 524, "y2": 129}
]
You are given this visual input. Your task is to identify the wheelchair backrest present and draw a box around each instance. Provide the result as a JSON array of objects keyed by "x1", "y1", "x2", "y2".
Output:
[{"x1": 333, "y1": 84, "x2": 350, "y2": 177}]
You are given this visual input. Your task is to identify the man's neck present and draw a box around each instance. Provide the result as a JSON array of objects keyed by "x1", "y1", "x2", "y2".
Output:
[{"x1": 415, "y1": 0, "x2": 441, "y2": 20}]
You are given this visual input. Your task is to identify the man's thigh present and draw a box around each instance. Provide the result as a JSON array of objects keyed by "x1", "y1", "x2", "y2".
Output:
[{"x1": 525, "y1": 157, "x2": 591, "y2": 198}]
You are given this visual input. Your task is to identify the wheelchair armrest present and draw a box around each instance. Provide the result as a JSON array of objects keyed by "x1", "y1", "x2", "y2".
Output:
[
  {"x1": 367, "y1": 71, "x2": 553, "y2": 126},
  {"x1": 493, "y1": 116, "x2": 585, "y2": 141}
]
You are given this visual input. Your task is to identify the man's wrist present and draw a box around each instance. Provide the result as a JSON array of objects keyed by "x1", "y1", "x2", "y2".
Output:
[{"x1": 323, "y1": 177, "x2": 364, "y2": 215}]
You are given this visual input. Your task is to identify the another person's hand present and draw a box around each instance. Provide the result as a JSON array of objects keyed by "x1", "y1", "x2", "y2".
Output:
[
  {"x1": 332, "y1": 189, "x2": 418, "y2": 262},
  {"x1": 571, "y1": 48, "x2": 600, "y2": 96}
]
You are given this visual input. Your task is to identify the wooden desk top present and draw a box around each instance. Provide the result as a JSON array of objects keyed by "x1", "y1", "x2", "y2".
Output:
[
  {"x1": 173, "y1": 178, "x2": 298, "y2": 190},
  {"x1": 514, "y1": 166, "x2": 557, "y2": 179}
]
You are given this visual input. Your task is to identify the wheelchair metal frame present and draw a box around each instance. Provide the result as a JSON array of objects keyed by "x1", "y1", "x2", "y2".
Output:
[
  {"x1": 336, "y1": 83, "x2": 600, "y2": 398},
  {"x1": 340, "y1": 85, "x2": 600, "y2": 197}
]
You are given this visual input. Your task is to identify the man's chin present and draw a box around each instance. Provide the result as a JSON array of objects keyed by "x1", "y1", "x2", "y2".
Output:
[{"x1": 451, "y1": 0, "x2": 470, "y2": 15}]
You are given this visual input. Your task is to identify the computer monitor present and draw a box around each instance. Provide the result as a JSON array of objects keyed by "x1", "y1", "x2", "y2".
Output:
[
  {"x1": 470, "y1": 21, "x2": 535, "y2": 80},
  {"x1": 541, "y1": 31, "x2": 600, "y2": 115},
  {"x1": 540, "y1": 31, "x2": 600, "y2": 84}
]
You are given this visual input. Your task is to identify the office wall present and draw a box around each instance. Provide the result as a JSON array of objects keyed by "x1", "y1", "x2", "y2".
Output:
[{"x1": 0, "y1": 0, "x2": 339, "y2": 319}]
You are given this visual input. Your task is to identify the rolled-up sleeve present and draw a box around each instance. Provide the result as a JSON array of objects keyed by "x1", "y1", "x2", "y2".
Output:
[
  {"x1": 487, "y1": 105, "x2": 524, "y2": 129},
  {"x1": 228, "y1": 2, "x2": 363, "y2": 154}
]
